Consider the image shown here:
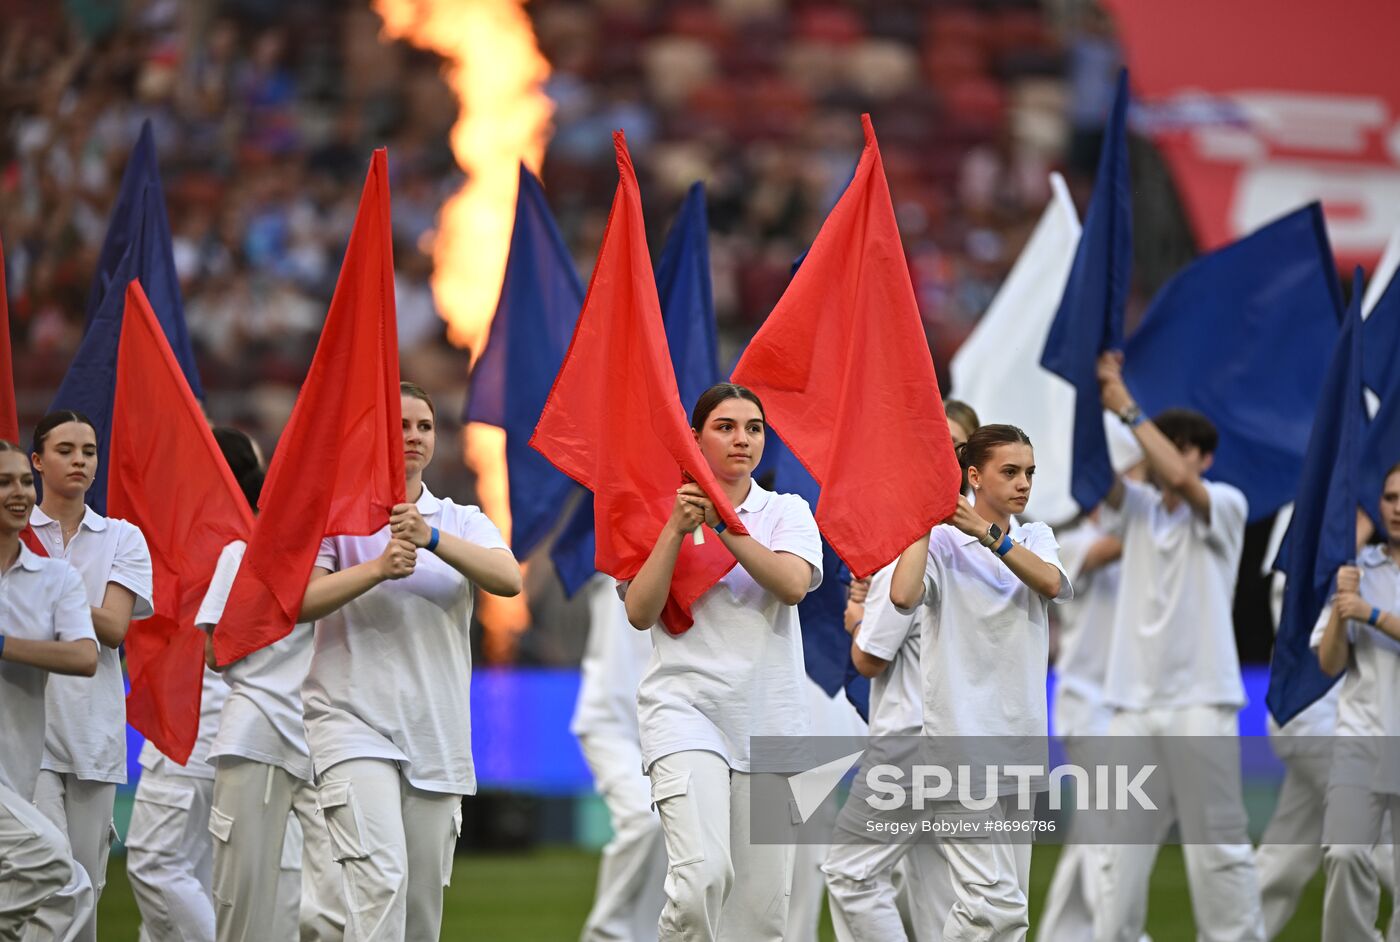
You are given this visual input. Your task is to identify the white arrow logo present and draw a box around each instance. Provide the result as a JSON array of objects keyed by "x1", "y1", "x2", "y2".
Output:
[{"x1": 788, "y1": 750, "x2": 866, "y2": 823}]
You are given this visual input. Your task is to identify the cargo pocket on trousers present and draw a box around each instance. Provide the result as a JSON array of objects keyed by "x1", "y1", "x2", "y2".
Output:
[
  {"x1": 128, "y1": 779, "x2": 196, "y2": 854},
  {"x1": 317, "y1": 781, "x2": 370, "y2": 862},
  {"x1": 208, "y1": 806, "x2": 237, "y2": 907},
  {"x1": 442, "y1": 802, "x2": 463, "y2": 888},
  {"x1": 650, "y1": 771, "x2": 705, "y2": 868}
]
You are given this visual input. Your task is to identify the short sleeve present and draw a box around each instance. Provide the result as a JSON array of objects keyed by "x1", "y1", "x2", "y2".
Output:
[
  {"x1": 1194, "y1": 481, "x2": 1248, "y2": 556},
  {"x1": 314, "y1": 536, "x2": 339, "y2": 574},
  {"x1": 892, "y1": 530, "x2": 944, "y2": 616},
  {"x1": 856, "y1": 563, "x2": 915, "y2": 662},
  {"x1": 53, "y1": 563, "x2": 96, "y2": 644},
  {"x1": 768, "y1": 495, "x2": 823, "y2": 591},
  {"x1": 453, "y1": 504, "x2": 511, "y2": 553},
  {"x1": 1099, "y1": 478, "x2": 1155, "y2": 537},
  {"x1": 111, "y1": 522, "x2": 155, "y2": 620},
  {"x1": 1019, "y1": 522, "x2": 1074, "y2": 603},
  {"x1": 196, "y1": 542, "x2": 247, "y2": 628},
  {"x1": 1308, "y1": 600, "x2": 1353, "y2": 650},
  {"x1": 1052, "y1": 522, "x2": 1100, "y2": 586}
]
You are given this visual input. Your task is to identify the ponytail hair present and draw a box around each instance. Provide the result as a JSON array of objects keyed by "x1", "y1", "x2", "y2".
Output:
[
  {"x1": 31, "y1": 410, "x2": 97, "y2": 456},
  {"x1": 956, "y1": 423, "x2": 1032, "y2": 478},
  {"x1": 212, "y1": 427, "x2": 265, "y2": 512}
]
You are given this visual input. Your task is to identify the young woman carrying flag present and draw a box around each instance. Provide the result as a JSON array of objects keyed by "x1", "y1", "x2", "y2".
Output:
[
  {"x1": 27, "y1": 411, "x2": 154, "y2": 942},
  {"x1": 623, "y1": 382, "x2": 823, "y2": 942},
  {"x1": 1313, "y1": 461, "x2": 1400, "y2": 941},
  {"x1": 867, "y1": 424, "x2": 1071, "y2": 940},
  {"x1": 0, "y1": 439, "x2": 98, "y2": 939},
  {"x1": 297, "y1": 382, "x2": 521, "y2": 941}
]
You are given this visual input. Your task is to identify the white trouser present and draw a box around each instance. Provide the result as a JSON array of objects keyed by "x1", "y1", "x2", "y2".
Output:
[
  {"x1": 1254, "y1": 748, "x2": 1396, "y2": 940},
  {"x1": 577, "y1": 733, "x2": 666, "y2": 942},
  {"x1": 647, "y1": 750, "x2": 794, "y2": 942},
  {"x1": 126, "y1": 767, "x2": 214, "y2": 942},
  {"x1": 787, "y1": 837, "x2": 830, "y2": 942},
  {"x1": 26, "y1": 772, "x2": 114, "y2": 942},
  {"x1": 823, "y1": 796, "x2": 1029, "y2": 942},
  {"x1": 1321, "y1": 784, "x2": 1400, "y2": 942},
  {"x1": 1040, "y1": 687, "x2": 1116, "y2": 942},
  {"x1": 823, "y1": 834, "x2": 954, "y2": 941},
  {"x1": 210, "y1": 758, "x2": 344, "y2": 942},
  {"x1": 274, "y1": 806, "x2": 307, "y2": 941},
  {"x1": 316, "y1": 759, "x2": 461, "y2": 942},
  {"x1": 1096, "y1": 705, "x2": 1265, "y2": 942},
  {"x1": 0, "y1": 780, "x2": 92, "y2": 942},
  {"x1": 1037, "y1": 843, "x2": 1110, "y2": 942}
]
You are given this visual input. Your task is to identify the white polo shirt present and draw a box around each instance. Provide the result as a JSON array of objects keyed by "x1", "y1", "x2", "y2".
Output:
[
  {"x1": 202, "y1": 541, "x2": 315, "y2": 781},
  {"x1": 856, "y1": 561, "x2": 923, "y2": 738},
  {"x1": 908, "y1": 521, "x2": 1071, "y2": 738},
  {"x1": 1309, "y1": 544, "x2": 1400, "y2": 795},
  {"x1": 1100, "y1": 479, "x2": 1248, "y2": 711},
  {"x1": 0, "y1": 545, "x2": 95, "y2": 798},
  {"x1": 571, "y1": 573, "x2": 652, "y2": 742},
  {"x1": 30, "y1": 504, "x2": 154, "y2": 784},
  {"x1": 138, "y1": 667, "x2": 228, "y2": 780},
  {"x1": 303, "y1": 486, "x2": 510, "y2": 795},
  {"x1": 1052, "y1": 519, "x2": 1121, "y2": 736},
  {"x1": 631, "y1": 481, "x2": 823, "y2": 774}
]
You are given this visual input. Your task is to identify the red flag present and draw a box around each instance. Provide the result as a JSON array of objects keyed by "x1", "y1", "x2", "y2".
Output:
[
  {"x1": 108, "y1": 281, "x2": 253, "y2": 763},
  {"x1": 732, "y1": 115, "x2": 960, "y2": 579},
  {"x1": 0, "y1": 232, "x2": 17, "y2": 444},
  {"x1": 213, "y1": 150, "x2": 404, "y2": 664},
  {"x1": 1, "y1": 232, "x2": 42, "y2": 556},
  {"x1": 530, "y1": 132, "x2": 747, "y2": 634}
]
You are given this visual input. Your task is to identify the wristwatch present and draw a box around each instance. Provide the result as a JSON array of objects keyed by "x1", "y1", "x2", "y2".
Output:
[
  {"x1": 980, "y1": 523, "x2": 1002, "y2": 548},
  {"x1": 1118, "y1": 403, "x2": 1145, "y2": 427}
]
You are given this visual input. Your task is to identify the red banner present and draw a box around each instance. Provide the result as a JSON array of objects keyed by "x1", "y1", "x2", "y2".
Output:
[{"x1": 1107, "y1": 0, "x2": 1400, "y2": 267}]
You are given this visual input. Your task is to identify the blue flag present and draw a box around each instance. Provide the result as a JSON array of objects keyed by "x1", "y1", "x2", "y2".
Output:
[
  {"x1": 740, "y1": 237, "x2": 869, "y2": 719},
  {"x1": 1360, "y1": 273, "x2": 1400, "y2": 529},
  {"x1": 1122, "y1": 204, "x2": 1342, "y2": 522},
  {"x1": 759, "y1": 430, "x2": 870, "y2": 718},
  {"x1": 1266, "y1": 269, "x2": 1365, "y2": 726},
  {"x1": 1040, "y1": 69, "x2": 1132, "y2": 513},
  {"x1": 550, "y1": 183, "x2": 721, "y2": 596},
  {"x1": 466, "y1": 166, "x2": 586, "y2": 559},
  {"x1": 50, "y1": 121, "x2": 204, "y2": 513}
]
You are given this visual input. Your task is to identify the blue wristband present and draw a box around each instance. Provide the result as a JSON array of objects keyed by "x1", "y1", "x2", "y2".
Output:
[
  {"x1": 1370, "y1": 606, "x2": 1382, "y2": 627},
  {"x1": 713, "y1": 520, "x2": 726, "y2": 535},
  {"x1": 427, "y1": 527, "x2": 440, "y2": 552},
  {"x1": 0, "y1": 634, "x2": 5, "y2": 661},
  {"x1": 994, "y1": 534, "x2": 1014, "y2": 557}
]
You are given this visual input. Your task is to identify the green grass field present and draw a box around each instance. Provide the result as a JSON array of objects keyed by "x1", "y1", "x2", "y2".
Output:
[{"x1": 92, "y1": 843, "x2": 1378, "y2": 940}]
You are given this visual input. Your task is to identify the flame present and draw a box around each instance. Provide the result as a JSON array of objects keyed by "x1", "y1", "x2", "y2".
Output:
[{"x1": 374, "y1": 0, "x2": 553, "y2": 661}]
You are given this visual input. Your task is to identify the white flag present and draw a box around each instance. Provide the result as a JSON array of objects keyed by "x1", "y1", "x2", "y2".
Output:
[
  {"x1": 951, "y1": 173, "x2": 1086, "y2": 525},
  {"x1": 1362, "y1": 224, "x2": 1400, "y2": 317}
]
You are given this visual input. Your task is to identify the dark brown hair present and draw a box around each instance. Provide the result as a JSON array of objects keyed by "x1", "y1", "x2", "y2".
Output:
[
  {"x1": 1153, "y1": 408, "x2": 1218, "y2": 456},
  {"x1": 31, "y1": 410, "x2": 97, "y2": 456},
  {"x1": 213, "y1": 427, "x2": 264, "y2": 511},
  {"x1": 401, "y1": 381, "x2": 436, "y2": 420},
  {"x1": 690, "y1": 383, "x2": 765, "y2": 431},
  {"x1": 956, "y1": 423, "x2": 1033, "y2": 474}
]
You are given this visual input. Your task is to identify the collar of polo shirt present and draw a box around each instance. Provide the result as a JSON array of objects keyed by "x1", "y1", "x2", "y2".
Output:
[
  {"x1": 31, "y1": 504, "x2": 108, "y2": 533},
  {"x1": 735, "y1": 480, "x2": 772, "y2": 515}
]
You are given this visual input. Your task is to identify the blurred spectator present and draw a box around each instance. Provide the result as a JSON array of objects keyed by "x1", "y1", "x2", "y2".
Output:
[{"x1": 2, "y1": 0, "x2": 1114, "y2": 664}]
